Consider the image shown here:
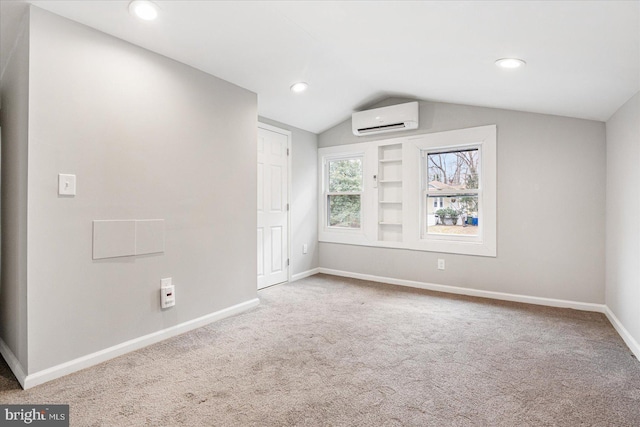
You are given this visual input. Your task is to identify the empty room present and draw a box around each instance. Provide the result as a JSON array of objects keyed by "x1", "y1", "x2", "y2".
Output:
[{"x1": 0, "y1": 0, "x2": 639, "y2": 425}]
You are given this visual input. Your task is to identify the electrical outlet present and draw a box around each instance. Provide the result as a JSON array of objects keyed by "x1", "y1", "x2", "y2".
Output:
[
  {"x1": 303, "y1": 244, "x2": 308, "y2": 254},
  {"x1": 437, "y1": 259, "x2": 445, "y2": 270}
]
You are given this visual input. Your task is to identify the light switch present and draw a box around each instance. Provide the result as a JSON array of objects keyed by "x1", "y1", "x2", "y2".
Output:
[{"x1": 58, "y1": 174, "x2": 76, "y2": 196}]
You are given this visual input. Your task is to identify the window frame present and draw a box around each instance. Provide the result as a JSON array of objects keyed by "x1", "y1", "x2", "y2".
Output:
[
  {"x1": 421, "y1": 144, "x2": 482, "y2": 243},
  {"x1": 404, "y1": 125, "x2": 496, "y2": 256},
  {"x1": 318, "y1": 143, "x2": 374, "y2": 245},
  {"x1": 325, "y1": 155, "x2": 364, "y2": 230},
  {"x1": 318, "y1": 125, "x2": 496, "y2": 257}
]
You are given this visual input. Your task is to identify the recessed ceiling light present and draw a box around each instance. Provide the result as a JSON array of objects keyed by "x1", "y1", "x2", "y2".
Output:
[
  {"x1": 290, "y1": 82, "x2": 309, "y2": 93},
  {"x1": 495, "y1": 58, "x2": 526, "y2": 69},
  {"x1": 129, "y1": 0, "x2": 159, "y2": 21}
]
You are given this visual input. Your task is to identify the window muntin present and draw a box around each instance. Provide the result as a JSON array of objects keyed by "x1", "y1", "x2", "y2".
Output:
[
  {"x1": 326, "y1": 157, "x2": 363, "y2": 229},
  {"x1": 423, "y1": 147, "x2": 480, "y2": 238}
]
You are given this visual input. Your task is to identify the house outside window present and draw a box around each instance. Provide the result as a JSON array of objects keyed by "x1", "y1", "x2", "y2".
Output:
[
  {"x1": 406, "y1": 124, "x2": 496, "y2": 256},
  {"x1": 424, "y1": 148, "x2": 480, "y2": 237}
]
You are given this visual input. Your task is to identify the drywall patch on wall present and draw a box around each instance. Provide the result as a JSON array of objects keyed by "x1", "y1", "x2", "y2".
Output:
[
  {"x1": 92, "y1": 219, "x2": 165, "y2": 259},
  {"x1": 135, "y1": 219, "x2": 165, "y2": 255},
  {"x1": 92, "y1": 220, "x2": 136, "y2": 259}
]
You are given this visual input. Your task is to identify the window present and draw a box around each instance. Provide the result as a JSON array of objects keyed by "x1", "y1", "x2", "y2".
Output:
[
  {"x1": 326, "y1": 157, "x2": 363, "y2": 228},
  {"x1": 318, "y1": 125, "x2": 496, "y2": 257},
  {"x1": 424, "y1": 148, "x2": 480, "y2": 238},
  {"x1": 408, "y1": 124, "x2": 496, "y2": 256}
]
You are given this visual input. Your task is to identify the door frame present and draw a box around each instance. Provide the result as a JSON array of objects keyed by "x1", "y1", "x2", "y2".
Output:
[{"x1": 258, "y1": 122, "x2": 292, "y2": 287}]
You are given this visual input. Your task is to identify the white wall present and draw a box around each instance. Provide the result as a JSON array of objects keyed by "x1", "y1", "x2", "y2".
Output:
[
  {"x1": 606, "y1": 92, "x2": 640, "y2": 347},
  {"x1": 0, "y1": 10, "x2": 29, "y2": 372},
  {"x1": 258, "y1": 117, "x2": 318, "y2": 277},
  {"x1": 5, "y1": 7, "x2": 258, "y2": 376},
  {"x1": 319, "y1": 98, "x2": 606, "y2": 304}
]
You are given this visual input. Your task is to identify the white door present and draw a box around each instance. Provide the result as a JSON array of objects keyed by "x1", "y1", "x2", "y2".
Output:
[{"x1": 257, "y1": 125, "x2": 289, "y2": 289}]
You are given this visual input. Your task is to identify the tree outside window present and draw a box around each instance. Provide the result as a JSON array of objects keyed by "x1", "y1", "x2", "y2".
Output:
[
  {"x1": 425, "y1": 148, "x2": 480, "y2": 236},
  {"x1": 327, "y1": 157, "x2": 363, "y2": 228}
]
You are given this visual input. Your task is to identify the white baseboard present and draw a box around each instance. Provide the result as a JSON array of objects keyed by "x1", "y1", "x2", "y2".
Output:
[
  {"x1": 8, "y1": 298, "x2": 260, "y2": 389},
  {"x1": 291, "y1": 267, "x2": 320, "y2": 282},
  {"x1": 318, "y1": 268, "x2": 606, "y2": 313},
  {"x1": 0, "y1": 338, "x2": 27, "y2": 388},
  {"x1": 282, "y1": 268, "x2": 640, "y2": 361},
  {"x1": 604, "y1": 306, "x2": 640, "y2": 360},
  {"x1": 6, "y1": 270, "x2": 638, "y2": 388}
]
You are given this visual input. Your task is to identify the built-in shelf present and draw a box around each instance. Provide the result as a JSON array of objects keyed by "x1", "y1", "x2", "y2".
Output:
[{"x1": 378, "y1": 143, "x2": 403, "y2": 243}]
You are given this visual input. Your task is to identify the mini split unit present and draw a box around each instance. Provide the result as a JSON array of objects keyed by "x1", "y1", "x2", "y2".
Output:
[{"x1": 352, "y1": 101, "x2": 419, "y2": 136}]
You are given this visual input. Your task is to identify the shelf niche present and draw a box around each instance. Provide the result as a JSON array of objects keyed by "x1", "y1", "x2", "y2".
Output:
[{"x1": 378, "y1": 143, "x2": 403, "y2": 242}]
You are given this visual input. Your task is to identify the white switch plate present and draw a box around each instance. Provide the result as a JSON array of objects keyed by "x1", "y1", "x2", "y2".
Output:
[
  {"x1": 437, "y1": 259, "x2": 445, "y2": 270},
  {"x1": 58, "y1": 174, "x2": 76, "y2": 196},
  {"x1": 303, "y1": 244, "x2": 308, "y2": 254}
]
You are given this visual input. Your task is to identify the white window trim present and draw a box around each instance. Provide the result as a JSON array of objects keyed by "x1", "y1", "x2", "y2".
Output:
[
  {"x1": 404, "y1": 125, "x2": 496, "y2": 256},
  {"x1": 421, "y1": 143, "x2": 482, "y2": 243},
  {"x1": 318, "y1": 125, "x2": 496, "y2": 257},
  {"x1": 325, "y1": 154, "x2": 364, "y2": 230},
  {"x1": 318, "y1": 143, "x2": 375, "y2": 245}
]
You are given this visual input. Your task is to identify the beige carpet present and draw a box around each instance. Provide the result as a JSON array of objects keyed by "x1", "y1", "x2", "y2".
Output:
[{"x1": 1, "y1": 274, "x2": 640, "y2": 426}]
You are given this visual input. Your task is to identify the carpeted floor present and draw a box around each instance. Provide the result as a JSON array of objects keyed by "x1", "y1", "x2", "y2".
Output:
[{"x1": 1, "y1": 274, "x2": 640, "y2": 426}]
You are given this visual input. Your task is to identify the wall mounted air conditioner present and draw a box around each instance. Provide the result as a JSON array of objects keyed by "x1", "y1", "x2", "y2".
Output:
[{"x1": 352, "y1": 101, "x2": 419, "y2": 136}]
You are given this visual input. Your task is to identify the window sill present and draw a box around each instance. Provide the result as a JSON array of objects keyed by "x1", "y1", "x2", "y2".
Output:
[{"x1": 318, "y1": 236, "x2": 496, "y2": 257}]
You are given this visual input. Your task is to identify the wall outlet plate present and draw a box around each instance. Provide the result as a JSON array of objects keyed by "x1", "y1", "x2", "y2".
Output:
[
  {"x1": 161, "y1": 282, "x2": 175, "y2": 309},
  {"x1": 437, "y1": 259, "x2": 445, "y2": 270}
]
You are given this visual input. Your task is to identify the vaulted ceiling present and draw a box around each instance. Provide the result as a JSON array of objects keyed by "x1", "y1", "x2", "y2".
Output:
[{"x1": 1, "y1": 1, "x2": 638, "y2": 133}]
